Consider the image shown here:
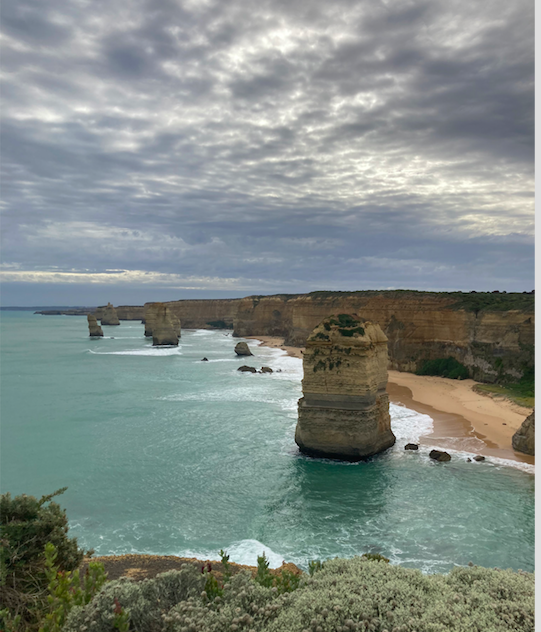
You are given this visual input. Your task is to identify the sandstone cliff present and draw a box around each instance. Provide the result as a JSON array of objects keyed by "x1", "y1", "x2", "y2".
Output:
[
  {"x1": 94, "y1": 305, "x2": 144, "y2": 321},
  {"x1": 295, "y1": 315, "x2": 395, "y2": 460},
  {"x1": 151, "y1": 303, "x2": 181, "y2": 346},
  {"x1": 87, "y1": 314, "x2": 103, "y2": 337},
  {"x1": 512, "y1": 409, "x2": 535, "y2": 456},
  {"x1": 233, "y1": 291, "x2": 534, "y2": 383},
  {"x1": 99, "y1": 302, "x2": 120, "y2": 326}
]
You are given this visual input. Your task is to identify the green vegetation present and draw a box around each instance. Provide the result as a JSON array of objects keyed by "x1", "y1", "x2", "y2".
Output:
[
  {"x1": 2, "y1": 490, "x2": 535, "y2": 632},
  {"x1": 0, "y1": 489, "x2": 103, "y2": 631},
  {"x1": 62, "y1": 557, "x2": 534, "y2": 632},
  {"x1": 313, "y1": 332, "x2": 330, "y2": 341},
  {"x1": 417, "y1": 357, "x2": 470, "y2": 380},
  {"x1": 474, "y1": 368, "x2": 535, "y2": 408},
  {"x1": 206, "y1": 320, "x2": 229, "y2": 329},
  {"x1": 338, "y1": 327, "x2": 365, "y2": 337}
]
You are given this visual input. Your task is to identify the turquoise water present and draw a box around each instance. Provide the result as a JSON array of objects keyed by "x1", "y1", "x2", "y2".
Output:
[{"x1": 0, "y1": 311, "x2": 534, "y2": 573}]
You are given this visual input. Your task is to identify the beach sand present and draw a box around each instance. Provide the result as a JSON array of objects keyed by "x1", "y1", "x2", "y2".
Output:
[{"x1": 247, "y1": 336, "x2": 534, "y2": 467}]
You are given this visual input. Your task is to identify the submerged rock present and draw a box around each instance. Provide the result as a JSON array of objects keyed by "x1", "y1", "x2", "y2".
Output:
[
  {"x1": 87, "y1": 314, "x2": 103, "y2": 337},
  {"x1": 260, "y1": 366, "x2": 273, "y2": 373},
  {"x1": 100, "y1": 302, "x2": 120, "y2": 325},
  {"x1": 234, "y1": 342, "x2": 253, "y2": 356},
  {"x1": 473, "y1": 455, "x2": 485, "y2": 462},
  {"x1": 429, "y1": 449, "x2": 451, "y2": 462},
  {"x1": 512, "y1": 410, "x2": 535, "y2": 456},
  {"x1": 295, "y1": 314, "x2": 395, "y2": 460},
  {"x1": 201, "y1": 357, "x2": 209, "y2": 361},
  {"x1": 404, "y1": 443, "x2": 419, "y2": 450},
  {"x1": 238, "y1": 365, "x2": 257, "y2": 373},
  {"x1": 151, "y1": 303, "x2": 181, "y2": 346}
]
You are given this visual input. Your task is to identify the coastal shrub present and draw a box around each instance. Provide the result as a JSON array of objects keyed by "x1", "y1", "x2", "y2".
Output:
[
  {"x1": 338, "y1": 327, "x2": 365, "y2": 337},
  {"x1": 416, "y1": 357, "x2": 469, "y2": 380},
  {"x1": 62, "y1": 557, "x2": 534, "y2": 632},
  {"x1": 0, "y1": 488, "x2": 89, "y2": 630}
]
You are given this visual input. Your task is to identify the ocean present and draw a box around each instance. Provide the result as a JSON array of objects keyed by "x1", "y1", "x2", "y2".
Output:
[{"x1": 0, "y1": 311, "x2": 534, "y2": 573}]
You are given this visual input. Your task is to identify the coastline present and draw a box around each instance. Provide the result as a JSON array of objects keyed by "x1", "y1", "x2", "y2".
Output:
[{"x1": 247, "y1": 336, "x2": 534, "y2": 468}]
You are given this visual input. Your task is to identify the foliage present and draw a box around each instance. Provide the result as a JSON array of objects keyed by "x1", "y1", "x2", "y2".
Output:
[
  {"x1": 338, "y1": 327, "x2": 365, "y2": 337},
  {"x1": 360, "y1": 552, "x2": 390, "y2": 563},
  {"x1": 417, "y1": 357, "x2": 470, "y2": 380},
  {"x1": 254, "y1": 554, "x2": 274, "y2": 588},
  {"x1": 63, "y1": 557, "x2": 534, "y2": 632},
  {"x1": 0, "y1": 488, "x2": 89, "y2": 630},
  {"x1": 308, "y1": 560, "x2": 325, "y2": 577},
  {"x1": 219, "y1": 550, "x2": 232, "y2": 585}
]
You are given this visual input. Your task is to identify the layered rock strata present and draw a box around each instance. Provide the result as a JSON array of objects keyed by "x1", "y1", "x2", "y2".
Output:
[
  {"x1": 151, "y1": 304, "x2": 181, "y2": 346},
  {"x1": 95, "y1": 305, "x2": 144, "y2": 321},
  {"x1": 512, "y1": 410, "x2": 535, "y2": 456},
  {"x1": 100, "y1": 303, "x2": 120, "y2": 325},
  {"x1": 295, "y1": 315, "x2": 395, "y2": 460},
  {"x1": 142, "y1": 299, "x2": 238, "y2": 335},
  {"x1": 87, "y1": 314, "x2": 104, "y2": 337}
]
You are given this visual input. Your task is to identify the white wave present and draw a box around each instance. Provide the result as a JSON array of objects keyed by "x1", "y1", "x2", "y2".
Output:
[
  {"x1": 226, "y1": 539, "x2": 285, "y2": 568},
  {"x1": 390, "y1": 403, "x2": 434, "y2": 444},
  {"x1": 86, "y1": 347, "x2": 182, "y2": 356}
]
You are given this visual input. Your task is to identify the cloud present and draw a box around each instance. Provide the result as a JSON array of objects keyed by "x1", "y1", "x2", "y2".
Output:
[{"x1": 0, "y1": 0, "x2": 533, "y2": 303}]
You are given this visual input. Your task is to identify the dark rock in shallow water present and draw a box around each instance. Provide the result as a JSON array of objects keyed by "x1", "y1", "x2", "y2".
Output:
[
  {"x1": 260, "y1": 366, "x2": 273, "y2": 373},
  {"x1": 238, "y1": 365, "x2": 257, "y2": 373},
  {"x1": 429, "y1": 449, "x2": 451, "y2": 462},
  {"x1": 201, "y1": 357, "x2": 209, "y2": 361},
  {"x1": 473, "y1": 455, "x2": 485, "y2": 462},
  {"x1": 404, "y1": 443, "x2": 419, "y2": 450},
  {"x1": 235, "y1": 342, "x2": 253, "y2": 356},
  {"x1": 467, "y1": 458, "x2": 472, "y2": 462}
]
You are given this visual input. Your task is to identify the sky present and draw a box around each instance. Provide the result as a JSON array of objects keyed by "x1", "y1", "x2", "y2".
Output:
[{"x1": 0, "y1": 0, "x2": 534, "y2": 306}]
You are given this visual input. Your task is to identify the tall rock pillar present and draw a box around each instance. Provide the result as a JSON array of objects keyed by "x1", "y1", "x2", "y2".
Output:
[
  {"x1": 295, "y1": 314, "x2": 395, "y2": 460},
  {"x1": 100, "y1": 302, "x2": 120, "y2": 325},
  {"x1": 152, "y1": 303, "x2": 181, "y2": 346},
  {"x1": 87, "y1": 314, "x2": 104, "y2": 337}
]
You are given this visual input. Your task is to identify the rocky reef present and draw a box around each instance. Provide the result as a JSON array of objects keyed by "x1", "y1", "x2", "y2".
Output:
[
  {"x1": 512, "y1": 409, "x2": 535, "y2": 456},
  {"x1": 151, "y1": 303, "x2": 181, "y2": 346},
  {"x1": 87, "y1": 314, "x2": 103, "y2": 337},
  {"x1": 99, "y1": 302, "x2": 120, "y2": 326},
  {"x1": 295, "y1": 314, "x2": 396, "y2": 460}
]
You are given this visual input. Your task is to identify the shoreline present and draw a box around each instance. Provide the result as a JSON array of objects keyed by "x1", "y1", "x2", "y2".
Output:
[{"x1": 247, "y1": 336, "x2": 534, "y2": 468}]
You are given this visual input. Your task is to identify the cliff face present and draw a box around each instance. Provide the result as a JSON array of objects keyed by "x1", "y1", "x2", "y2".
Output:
[
  {"x1": 512, "y1": 410, "x2": 535, "y2": 456},
  {"x1": 233, "y1": 292, "x2": 534, "y2": 382},
  {"x1": 95, "y1": 305, "x2": 144, "y2": 321},
  {"x1": 143, "y1": 299, "x2": 239, "y2": 335},
  {"x1": 295, "y1": 315, "x2": 395, "y2": 460}
]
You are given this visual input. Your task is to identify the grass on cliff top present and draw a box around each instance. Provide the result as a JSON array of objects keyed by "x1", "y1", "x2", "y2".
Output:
[
  {"x1": 305, "y1": 290, "x2": 534, "y2": 312},
  {"x1": 473, "y1": 384, "x2": 534, "y2": 409}
]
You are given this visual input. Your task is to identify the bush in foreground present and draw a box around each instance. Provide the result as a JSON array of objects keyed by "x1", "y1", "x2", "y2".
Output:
[{"x1": 63, "y1": 557, "x2": 534, "y2": 632}]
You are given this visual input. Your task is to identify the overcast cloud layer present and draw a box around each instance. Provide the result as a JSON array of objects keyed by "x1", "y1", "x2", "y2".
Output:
[{"x1": 0, "y1": 0, "x2": 534, "y2": 304}]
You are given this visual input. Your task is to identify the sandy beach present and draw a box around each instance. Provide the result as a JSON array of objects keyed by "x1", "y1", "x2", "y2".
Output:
[{"x1": 247, "y1": 336, "x2": 534, "y2": 467}]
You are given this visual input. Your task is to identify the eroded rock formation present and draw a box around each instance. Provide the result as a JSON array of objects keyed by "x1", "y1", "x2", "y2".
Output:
[
  {"x1": 151, "y1": 303, "x2": 181, "y2": 346},
  {"x1": 87, "y1": 314, "x2": 103, "y2": 337},
  {"x1": 512, "y1": 410, "x2": 535, "y2": 456},
  {"x1": 234, "y1": 342, "x2": 253, "y2": 356},
  {"x1": 295, "y1": 314, "x2": 395, "y2": 460},
  {"x1": 100, "y1": 303, "x2": 120, "y2": 325}
]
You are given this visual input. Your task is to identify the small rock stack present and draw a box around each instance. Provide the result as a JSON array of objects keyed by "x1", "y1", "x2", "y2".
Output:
[
  {"x1": 100, "y1": 302, "x2": 120, "y2": 325},
  {"x1": 151, "y1": 303, "x2": 181, "y2": 346},
  {"x1": 295, "y1": 314, "x2": 395, "y2": 460},
  {"x1": 512, "y1": 409, "x2": 535, "y2": 456},
  {"x1": 87, "y1": 314, "x2": 104, "y2": 337}
]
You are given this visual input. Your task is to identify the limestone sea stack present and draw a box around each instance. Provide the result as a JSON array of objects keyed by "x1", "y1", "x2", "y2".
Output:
[
  {"x1": 295, "y1": 314, "x2": 395, "y2": 460},
  {"x1": 100, "y1": 302, "x2": 120, "y2": 325},
  {"x1": 234, "y1": 342, "x2": 253, "y2": 356},
  {"x1": 512, "y1": 409, "x2": 535, "y2": 456},
  {"x1": 87, "y1": 314, "x2": 104, "y2": 337},
  {"x1": 152, "y1": 303, "x2": 181, "y2": 346}
]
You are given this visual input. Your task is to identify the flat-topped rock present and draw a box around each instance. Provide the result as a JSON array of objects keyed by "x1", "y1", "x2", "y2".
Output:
[
  {"x1": 512, "y1": 410, "x2": 534, "y2": 456},
  {"x1": 87, "y1": 314, "x2": 103, "y2": 337},
  {"x1": 100, "y1": 302, "x2": 120, "y2": 326},
  {"x1": 151, "y1": 303, "x2": 180, "y2": 346},
  {"x1": 295, "y1": 314, "x2": 395, "y2": 460}
]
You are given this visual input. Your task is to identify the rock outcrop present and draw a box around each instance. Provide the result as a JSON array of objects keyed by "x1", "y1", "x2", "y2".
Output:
[
  {"x1": 295, "y1": 314, "x2": 396, "y2": 460},
  {"x1": 142, "y1": 299, "x2": 238, "y2": 333},
  {"x1": 234, "y1": 342, "x2": 253, "y2": 356},
  {"x1": 87, "y1": 314, "x2": 104, "y2": 337},
  {"x1": 238, "y1": 365, "x2": 257, "y2": 373},
  {"x1": 100, "y1": 303, "x2": 120, "y2": 326},
  {"x1": 512, "y1": 410, "x2": 535, "y2": 456},
  {"x1": 151, "y1": 304, "x2": 181, "y2": 346},
  {"x1": 429, "y1": 450, "x2": 451, "y2": 462}
]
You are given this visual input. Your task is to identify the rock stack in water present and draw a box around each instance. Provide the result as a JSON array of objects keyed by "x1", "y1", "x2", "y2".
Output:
[
  {"x1": 87, "y1": 314, "x2": 104, "y2": 337},
  {"x1": 295, "y1": 314, "x2": 395, "y2": 460},
  {"x1": 152, "y1": 303, "x2": 181, "y2": 346},
  {"x1": 512, "y1": 409, "x2": 535, "y2": 456},
  {"x1": 100, "y1": 302, "x2": 120, "y2": 325}
]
